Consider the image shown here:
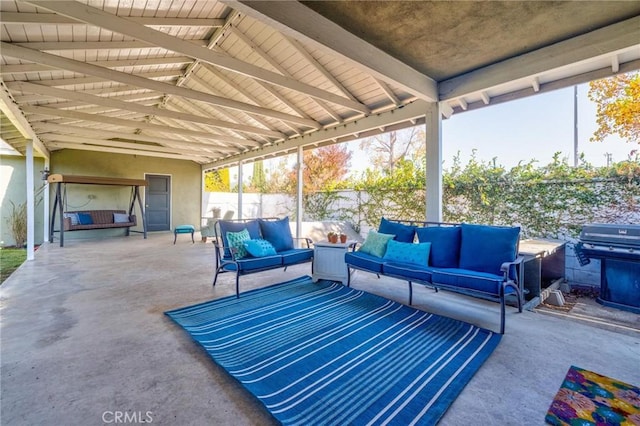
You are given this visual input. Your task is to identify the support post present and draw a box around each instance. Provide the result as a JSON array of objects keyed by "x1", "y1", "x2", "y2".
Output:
[
  {"x1": 296, "y1": 146, "x2": 304, "y2": 240},
  {"x1": 26, "y1": 140, "x2": 35, "y2": 260},
  {"x1": 425, "y1": 102, "x2": 443, "y2": 222},
  {"x1": 237, "y1": 161, "x2": 243, "y2": 219},
  {"x1": 43, "y1": 157, "x2": 50, "y2": 244}
]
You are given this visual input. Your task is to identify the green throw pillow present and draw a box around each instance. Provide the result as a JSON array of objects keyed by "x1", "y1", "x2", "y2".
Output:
[
  {"x1": 226, "y1": 228, "x2": 251, "y2": 259},
  {"x1": 358, "y1": 230, "x2": 395, "y2": 258}
]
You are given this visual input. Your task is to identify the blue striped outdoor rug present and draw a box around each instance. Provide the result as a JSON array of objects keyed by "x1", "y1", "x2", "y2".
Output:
[{"x1": 165, "y1": 276, "x2": 501, "y2": 425}]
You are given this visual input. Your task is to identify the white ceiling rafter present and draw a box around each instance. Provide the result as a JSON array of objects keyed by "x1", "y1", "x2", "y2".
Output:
[
  {"x1": 0, "y1": 79, "x2": 49, "y2": 156},
  {"x1": 46, "y1": 141, "x2": 209, "y2": 161},
  {"x1": 20, "y1": 104, "x2": 267, "y2": 144},
  {"x1": 1, "y1": 12, "x2": 226, "y2": 27},
  {"x1": 195, "y1": 65, "x2": 301, "y2": 136},
  {"x1": 8, "y1": 81, "x2": 281, "y2": 138},
  {"x1": 1, "y1": 42, "x2": 320, "y2": 128},
  {"x1": 14, "y1": 40, "x2": 208, "y2": 50},
  {"x1": 204, "y1": 100, "x2": 428, "y2": 170},
  {"x1": 32, "y1": 123, "x2": 241, "y2": 151},
  {"x1": 224, "y1": 1, "x2": 438, "y2": 102},
  {"x1": 0, "y1": 57, "x2": 193, "y2": 75},
  {"x1": 24, "y1": 1, "x2": 371, "y2": 115},
  {"x1": 30, "y1": 70, "x2": 182, "y2": 87},
  {"x1": 230, "y1": 27, "x2": 342, "y2": 123}
]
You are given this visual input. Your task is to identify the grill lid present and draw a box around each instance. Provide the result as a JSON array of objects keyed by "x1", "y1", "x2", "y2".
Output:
[{"x1": 579, "y1": 223, "x2": 640, "y2": 248}]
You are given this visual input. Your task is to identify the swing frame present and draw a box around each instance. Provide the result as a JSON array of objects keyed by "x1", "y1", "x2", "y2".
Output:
[{"x1": 47, "y1": 174, "x2": 148, "y2": 247}]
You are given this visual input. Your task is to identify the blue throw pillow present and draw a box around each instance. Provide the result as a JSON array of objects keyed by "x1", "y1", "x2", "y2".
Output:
[
  {"x1": 378, "y1": 217, "x2": 415, "y2": 243},
  {"x1": 383, "y1": 240, "x2": 431, "y2": 267},
  {"x1": 358, "y1": 230, "x2": 395, "y2": 258},
  {"x1": 77, "y1": 212, "x2": 94, "y2": 225},
  {"x1": 259, "y1": 217, "x2": 294, "y2": 252},
  {"x1": 244, "y1": 239, "x2": 277, "y2": 258},
  {"x1": 415, "y1": 226, "x2": 461, "y2": 268},
  {"x1": 219, "y1": 220, "x2": 261, "y2": 249},
  {"x1": 458, "y1": 223, "x2": 520, "y2": 275},
  {"x1": 226, "y1": 229, "x2": 251, "y2": 259}
]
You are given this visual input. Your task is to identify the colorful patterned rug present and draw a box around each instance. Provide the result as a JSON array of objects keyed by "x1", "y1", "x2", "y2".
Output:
[
  {"x1": 546, "y1": 365, "x2": 640, "y2": 426},
  {"x1": 166, "y1": 276, "x2": 502, "y2": 425}
]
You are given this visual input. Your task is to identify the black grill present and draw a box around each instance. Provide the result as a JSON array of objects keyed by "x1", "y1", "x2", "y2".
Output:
[{"x1": 576, "y1": 223, "x2": 640, "y2": 314}]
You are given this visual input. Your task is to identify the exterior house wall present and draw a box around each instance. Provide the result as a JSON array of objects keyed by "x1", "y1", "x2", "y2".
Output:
[
  {"x1": 0, "y1": 154, "x2": 46, "y2": 247},
  {"x1": 49, "y1": 150, "x2": 201, "y2": 241}
]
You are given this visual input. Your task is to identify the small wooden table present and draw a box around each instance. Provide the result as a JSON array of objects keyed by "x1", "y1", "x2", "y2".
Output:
[{"x1": 312, "y1": 240, "x2": 356, "y2": 285}]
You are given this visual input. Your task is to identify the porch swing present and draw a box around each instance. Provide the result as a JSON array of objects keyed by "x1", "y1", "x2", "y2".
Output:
[{"x1": 47, "y1": 174, "x2": 148, "y2": 247}]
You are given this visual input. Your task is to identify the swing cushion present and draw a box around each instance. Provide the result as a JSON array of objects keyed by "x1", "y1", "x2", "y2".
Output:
[
  {"x1": 62, "y1": 210, "x2": 137, "y2": 231},
  {"x1": 113, "y1": 213, "x2": 130, "y2": 223}
]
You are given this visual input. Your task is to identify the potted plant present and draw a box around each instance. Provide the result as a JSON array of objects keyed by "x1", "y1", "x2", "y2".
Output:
[
  {"x1": 327, "y1": 232, "x2": 338, "y2": 243},
  {"x1": 339, "y1": 233, "x2": 348, "y2": 243}
]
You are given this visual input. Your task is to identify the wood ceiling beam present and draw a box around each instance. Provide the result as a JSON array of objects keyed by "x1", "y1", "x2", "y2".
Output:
[
  {"x1": 440, "y1": 16, "x2": 640, "y2": 100},
  {"x1": 40, "y1": 134, "x2": 225, "y2": 157},
  {"x1": 46, "y1": 141, "x2": 208, "y2": 161},
  {"x1": 1, "y1": 42, "x2": 319, "y2": 129},
  {"x1": 31, "y1": 70, "x2": 181, "y2": 87},
  {"x1": 0, "y1": 80, "x2": 49, "y2": 157},
  {"x1": 24, "y1": 1, "x2": 370, "y2": 115},
  {"x1": 224, "y1": 1, "x2": 438, "y2": 103},
  {"x1": 21, "y1": 105, "x2": 264, "y2": 144},
  {"x1": 32, "y1": 123, "x2": 243, "y2": 151},
  {"x1": 202, "y1": 100, "x2": 428, "y2": 170},
  {"x1": 1, "y1": 12, "x2": 225, "y2": 27},
  {"x1": 0, "y1": 56, "x2": 193, "y2": 74},
  {"x1": 14, "y1": 40, "x2": 208, "y2": 50},
  {"x1": 9, "y1": 81, "x2": 283, "y2": 138}
]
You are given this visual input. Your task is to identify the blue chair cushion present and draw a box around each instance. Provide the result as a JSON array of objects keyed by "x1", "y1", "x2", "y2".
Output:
[
  {"x1": 378, "y1": 217, "x2": 415, "y2": 243},
  {"x1": 244, "y1": 239, "x2": 277, "y2": 257},
  {"x1": 226, "y1": 229, "x2": 251, "y2": 259},
  {"x1": 432, "y1": 268, "x2": 516, "y2": 296},
  {"x1": 459, "y1": 223, "x2": 520, "y2": 276},
  {"x1": 358, "y1": 230, "x2": 395, "y2": 258},
  {"x1": 236, "y1": 255, "x2": 282, "y2": 272},
  {"x1": 279, "y1": 248, "x2": 314, "y2": 266},
  {"x1": 382, "y1": 262, "x2": 436, "y2": 283},
  {"x1": 259, "y1": 217, "x2": 294, "y2": 252},
  {"x1": 383, "y1": 240, "x2": 431, "y2": 267},
  {"x1": 219, "y1": 220, "x2": 261, "y2": 257},
  {"x1": 415, "y1": 226, "x2": 461, "y2": 268},
  {"x1": 345, "y1": 251, "x2": 385, "y2": 274}
]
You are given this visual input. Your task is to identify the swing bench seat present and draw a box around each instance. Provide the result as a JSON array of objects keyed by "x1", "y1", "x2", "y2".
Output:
[{"x1": 63, "y1": 210, "x2": 137, "y2": 232}]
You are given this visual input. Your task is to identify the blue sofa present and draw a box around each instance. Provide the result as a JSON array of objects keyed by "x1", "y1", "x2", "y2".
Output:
[
  {"x1": 212, "y1": 217, "x2": 313, "y2": 297},
  {"x1": 345, "y1": 218, "x2": 523, "y2": 333}
]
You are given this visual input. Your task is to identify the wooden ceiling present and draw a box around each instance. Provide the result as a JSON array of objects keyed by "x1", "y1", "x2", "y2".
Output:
[{"x1": 1, "y1": 1, "x2": 638, "y2": 170}]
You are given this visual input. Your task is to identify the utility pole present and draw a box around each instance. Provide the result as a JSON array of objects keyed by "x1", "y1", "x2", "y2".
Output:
[
  {"x1": 605, "y1": 152, "x2": 612, "y2": 167},
  {"x1": 573, "y1": 85, "x2": 579, "y2": 167}
]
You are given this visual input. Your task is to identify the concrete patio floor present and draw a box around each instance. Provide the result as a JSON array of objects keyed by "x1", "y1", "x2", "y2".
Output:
[{"x1": 1, "y1": 233, "x2": 639, "y2": 425}]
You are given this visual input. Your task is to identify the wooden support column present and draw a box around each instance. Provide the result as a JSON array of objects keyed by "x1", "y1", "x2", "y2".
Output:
[
  {"x1": 26, "y1": 140, "x2": 35, "y2": 260},
  {"x1": 425, "y1": 102, "x2": 443, "y2": 222},
  {"x1": 43, "y1": 158, "x2": 49, "y2": 244},
  {"x1": 296, "y1": 146, "x2": 304, "y2": 239},
  {"x1": 237, "y1": 161, "x2": 243, "y2": 219}
]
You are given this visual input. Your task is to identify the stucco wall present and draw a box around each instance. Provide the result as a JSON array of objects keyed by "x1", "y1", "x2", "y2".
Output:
[
  {"x1": 49, "y1": 150, "x2": 201, "y2": 241},
  {"x1": 0, "y1": 154, "x2": 46, "y2": 246}
]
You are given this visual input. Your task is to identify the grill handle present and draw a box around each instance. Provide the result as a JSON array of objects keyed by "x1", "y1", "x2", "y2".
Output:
[{"x1": 574, "y1": 242, "x2": 591, "y2": 266}]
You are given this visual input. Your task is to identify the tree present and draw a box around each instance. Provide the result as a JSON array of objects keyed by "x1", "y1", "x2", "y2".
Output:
[
  {"x1": 359, "y1": 127, "x2": 425, "y2": 174},
  {"x1": 294, "y1": 144, "x2": 352, "y2": 192},
  {"x1": 204, "y1": 169, "x2": 230, "y2": 192},
  {"x1": 588, "y1": 71, "x2": 640, "y2": 144}
]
